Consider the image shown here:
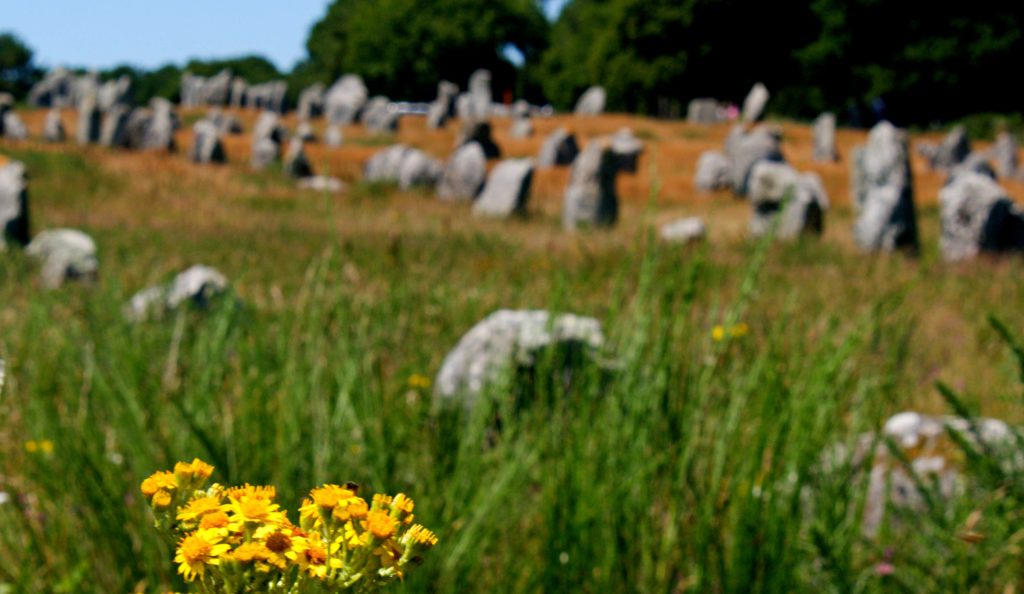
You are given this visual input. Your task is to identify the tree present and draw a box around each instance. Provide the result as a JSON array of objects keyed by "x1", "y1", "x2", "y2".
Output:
[
  {"x1": 0, "y1": 32, "x2": 37, "y2": 99},
  {"x1": 304, "y1": 0, "x2": 550, "y2": 101},
  {"x1": 184, "y1": 55, "x2": 281, "y2": 84}
]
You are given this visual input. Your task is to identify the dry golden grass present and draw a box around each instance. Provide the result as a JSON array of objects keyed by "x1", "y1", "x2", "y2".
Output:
[{"x1": 4, "y1": 105, "x2": 1024, "y2": 419}]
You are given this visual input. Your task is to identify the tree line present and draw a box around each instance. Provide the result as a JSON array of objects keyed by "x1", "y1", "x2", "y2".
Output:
[{"x1": 3, "y1": 0, "x2": 1022, "y2": 127}]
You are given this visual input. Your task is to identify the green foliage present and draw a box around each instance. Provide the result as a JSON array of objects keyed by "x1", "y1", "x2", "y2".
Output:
[
  {"x1": 0, "y1": 32, "x2": 37, "y2": 99},
  {"x1": 304, "y1": 0, "x2": 549, "y2": 101},
  {"x1": 183, "y1": 55, "x2": 282, "y2": 84}
]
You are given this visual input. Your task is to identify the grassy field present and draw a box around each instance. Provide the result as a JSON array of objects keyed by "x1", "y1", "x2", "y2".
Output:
[{"x1": 2, "y1": 108, "x2": 1024, "y2": 592}]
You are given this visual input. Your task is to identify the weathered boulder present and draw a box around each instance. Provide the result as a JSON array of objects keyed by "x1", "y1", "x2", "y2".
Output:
[
  {"x1": 427, "y1": 81, "x2": 459, "y2": 129},
  {"x1": 812, "y1": 112, "x2": 839, "y2": 162},
  {"x1": 574, "y1": 86, "x2": 607, "y2": 116},
  {"x1": 456, "y1": 120, "x2": 500, "y2": 159},
  {"x1": 694, "y1": 150, "x2": 733, "y2": 191},
  {"x1": 851, "y1": 121, "x2": 918, "y2": 251},
  {"x1": 324, "y1": 75, "x2": 369, "y2": 125},
  {"x1": 939, "y1": 172, "x2": 1024, "y2": 261},
  {"x1": 296, "y1": 83, "x2": 325, "y2": 121},
  {"x1": 283, "y1": 139, "x2": 314, "y2": 179},
  {"x1": 0, "y1": 160, "x2": 30, "y2": 250},
  {"x1": 473, "y1": 159, "x2": 534, "y2": 218},
  {"x1": 537, "y1": 128, "x2": 579, "y2": 168},
  {"x1": 362, "y1": 96, "x2": 398, "y2": 134},
  {"x1": 126, "y1": 265, "x2": 229, "y2": 322},
  {"x1": 741, "y1": 82, "x2": 769, "y2": 122},
  {"x1": 747, "y1": 161, "x2": 828, "y2": 239},
  {"x1": 44, "y1": 109, "x2": 66, "y2": 142},
  {"x1": 610, "y1": 127, "x2": 644, "y2": 173},
  {"x1": 923, "y1": 125, "x2": 971, "y2": 170},
  {"x1": 724, "y1": 124, "x2": 784, "y2": 196},
  {"x1": 437, "y1": 142, "x2": 487, "y2": 202},
  {"x1": 660, "y1": 217, "x2": 707, "y2": 244},
  {"x1": 434, "y1": 309, "x2": 605, "y2": 407},
  {"x1": 832, "y1": 411, "x2": 1017, "y2": 536},
  {"x1": 189, "y1": 121, "x2": 226, "y2": 164},
  {"x1": 947, "y1": 152, "x2": 996, "y2": 182},
  {"x1": 687, "y1": 98, "x2": 723, "y2": 124},
  {"x1": 25, "y1": 228, "x2": 98, "y2": 288},
  {"x1": 563, "y1": 140, "x2": 620, "y2": 230},
  {"x1": 298, "y1": 176, "x2": 346, "y2": 193}
]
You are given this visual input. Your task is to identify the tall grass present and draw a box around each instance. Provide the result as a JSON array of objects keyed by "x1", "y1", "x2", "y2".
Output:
[{"x1": 3, "y1": 144, "x2": 1024, "y2": 592}]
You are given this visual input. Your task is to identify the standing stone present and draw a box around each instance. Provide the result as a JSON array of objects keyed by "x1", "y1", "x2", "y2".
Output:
[
  {"x1": 0, "y1": 93, "x2": 12, "y2": 134},
  {"x1": 230, "y1": 77, "x2": 248, "y2": 109},
  {"x1": 251, "y1": 138, "x2": 279, "y2": 170},
  {"x1": 0, "y1": 160, "x2": 30, "y2": 250},
  {"x1": 75, "y1": 95, "x2": 101, "y2": 147},
  {"x1": 297, "y1": 83, "x2": 325, "y2": 121},
  {"x1": 26, "y1": 228, "x2": 99, "y2": 288},
  {"x1": 851, "y1": 121, "x2": 918, "y2": 252},
  {"x1": 140, "y1": 96, "x2": 176, "y2": 149},
  {"x1": 28, "y1": 68, "x2": 76, "y2": 107},
  {"x1": 694, "y1": 151, "x2": 733, "y2": 191},
  {"x1": 939, "y1": 172, "x2": 1024, "y2": 261},
  {"x1": 1, "y1": 112, "x2": 28, "y2": 139},
  {"x1": 189, "y1": 121, "x2": 226, "y2": 164},
  {"x1": 325, "y1": 125, "x2": 343, "y2": 147},
  {"x1": 473, "y1": 159, "x2": 535, "y2": 218},
  {"x1": 99, "y1": 105, "x2": 131, "y2": 147},
  {"x1": 812, "y1": 112, "x2": 839, "y2": 162},
  {"x1": 97, "y1": 75, "x2": 133, "y2": 111},
  {"x1": 537, "y1": 128, "x2": 579, "y2": 168},
  {"x1": 741, "y1": 83, "x2": 770, "y2": 123},
  {"x1": 437, "y1": 142, "x2": 487, "y2": 202},
  {"x1": 283, "y1": 138, "x2": 314, "y2": 179},
  {"x1": 467, "y1": 69, "x2": 492, "y2": 120},
  {"x1": 434, "y1": 309, "x2": 605, "y2": 407},
  {"x1": 397, "y1": 150, "x2": 444, "y2": 191},
  {"x1": 44, "y1": 109, "x2": 66, "y2": 142},
  {"x1": 125, "y1": 265, "x2": 229, "y2": 322},
  {"x1": 991, "y1": 132, "x2": 1019, "y2": 180},
  {"x1": 660, "y1": 217, "x2": 707, "y2": 244},
  {"x1": 563, "y1": 140, "x2": 620, "y2": 230},
  {"x1": 427, "y1": 81, "x2": 459, "y2": 129},
  {"x1": 724, "y1": 125, "x2": 784, "y2": 196},
  {"x1": 294, "y1": 122, "x2": 316, "y2": 143},
  {"x1": 362, "y1": 96, "x2": 398, "y2": 134},
  {"x1": 747, "y1": 161, "x2": 829, "y2": 239},
  {"x1": 206, "y1": 109, "x2": 242, "y2": 135},
  {"x1": 924, "y1": 125, "x2": 971, "y2": 171},
  {"x1": 456, "y1": 120, "x2": 500, "y2": 159},
  {"x1": 574, "y1": 86, "x2": 607, "y2": 116},
  {"x1": 325, "y1": 75, "x2": 369, "y2": 125},
  {"x1": 510, "y1": 116, "x2": 533, "y2": 139},
  {"x1": 610, "y1": 127, "x2": 644, "y2": 172},
  {"x1": 364, "y1": 145, "x2": 442, "y2": 190},
  {"x1": 687, "y1": 98, "x2": 722, "y2": 124}
]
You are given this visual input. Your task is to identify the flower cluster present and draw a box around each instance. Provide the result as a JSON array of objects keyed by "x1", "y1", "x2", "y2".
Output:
[
  {"x1": 711, "y1": 322, "x2": 749, "y2": 342},
  {"x1": 141, "y1": 459, "x2": 437, "y2": 593}
]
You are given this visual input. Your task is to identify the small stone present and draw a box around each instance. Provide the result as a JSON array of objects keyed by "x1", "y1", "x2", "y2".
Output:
[
  {"x1": 537, "y1": 128, "x2": 579, "y2": 168},
  {"x1": 473, "y1": 159, "x2": 535, "y2": 219},
  {"x1": 574, "y1": 86, "x2": 607, "y2": 116},
  {"x1": 0, "y1": 160, "x2": 30, "y2": 250},
  {"x1": 660, "y1": 217, "x2": 707, "y2": 244},
  {"x1": 438, "y1": 142, "x2": 487, "y2": 202},
  {"x1": 694, "y1": 151, "x2": 732, "y2": 191},
  {"x1": 563, "y1": 140, "x2": 619, "y2": 230},
  {"x1": 26, "y1": 228, "x2": 98, "y2": 288}
]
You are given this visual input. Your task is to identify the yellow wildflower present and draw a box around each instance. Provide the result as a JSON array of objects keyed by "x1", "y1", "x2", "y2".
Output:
[
  {"x1": 292, "y1": 533, "x2": 329, "y2": 578},
  {"x1": 404, "y1": 524, "x2": 439, "y2": 548},
  {"x1": 310, "y1": 484, "x2": 358, "y2": 511},
  {"x1": 227, "y1": 542, "x2": 271, "y2": 564},
  {"x1": 152, "y1": 490, "x2": 173, "y2": 509},
  {"x1": 199, "y1": 511, "x2": 231, "y2": 530},
  {"x1": 408, "y1": 374, "x2": 432, "y2": 389},
  {"x1": 224, "y1": 495, "x2": 286, "y2": 526},
  {"x1": 25, "y1": 440, "x2": 38, "y2": 453},
  {"x1": 141, "y1": 471, "x2": 178, "y2": 498},
  {"x1": 224, "y1": 484, "x2": 276, "y2": 501},
  {"x1": 711, "y1": 325, "x2": 726, "y2": 342},
  {"x1": 730, "y1": 323, "x2": 750, "y2": 338},
  {"x1": 372, "y1": 493, "x2": 393, "y2": 509},
  {"x1": 174, "y1": 459, "x2": 215, "y2": 485},
  {"x1": 177, "y1": 496, "x2": 222, "y2": 524},
  {"x1": 365, "y1": 510, "x2": 398, "y2": 540},
  {"x1": 175, "y1": 529, "x2": 230, "y2": 582}
]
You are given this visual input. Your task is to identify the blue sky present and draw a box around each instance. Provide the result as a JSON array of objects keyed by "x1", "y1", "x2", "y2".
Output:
[{"x1": 3, "y1": 0, "x2": 570, "y2": 72}]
